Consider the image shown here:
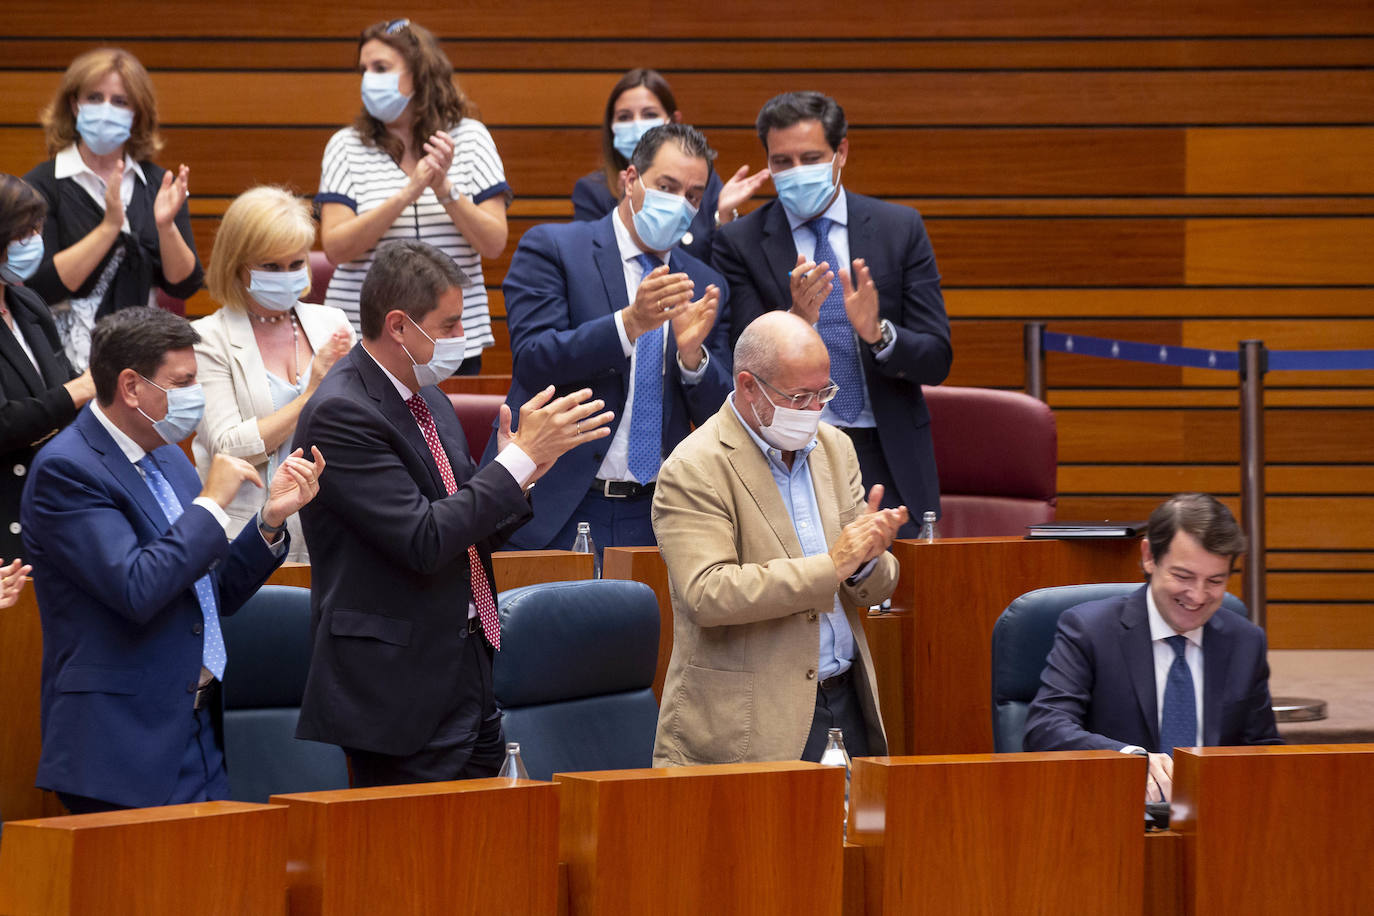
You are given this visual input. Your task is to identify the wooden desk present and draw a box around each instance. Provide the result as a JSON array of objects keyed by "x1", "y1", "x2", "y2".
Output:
[
  {"x1": 874, "y1": 536, "x2": 1141, "y2": 754},
  {"x1": 0, "y1": 801, "x2": 286, "y2": 915},
  {"x1": 266, "y1": 550, "x2": 595, "y2": 593},
  {"x1": 556, "y1": 762, "x2": 844, "y2": 916},
  {"x1": 1172, "y1": 744, "x2": 1374, "y2": 915},
  {"x1": 0, "y1": 587, "x2": 64, "y2": 823},
  {"x1": 272, "y1": 778, "x2": 559, "y2": 916},
  {"x1": 601, "y1": 546, "x2": 670, "y2": 699},
  {"x1": 850, "y1": 751, "x2": 1146, "y2": 915}
]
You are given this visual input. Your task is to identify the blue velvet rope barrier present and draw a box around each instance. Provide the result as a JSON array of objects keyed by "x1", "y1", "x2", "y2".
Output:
[
  {"x1": 1042, "y1": 332, "x2": 1374, "y2": 372},
  {"x1": 1043, "y1": 332, "x2": 1239, "y2": 371}
]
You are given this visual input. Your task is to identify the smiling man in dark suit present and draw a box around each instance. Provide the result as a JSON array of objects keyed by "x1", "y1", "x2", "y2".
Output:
[
  {"x1": 1024, "y1": 493, "x2": 1282, "y2": 802},
  {"x1": 713, "y1": 91, "x2": 952, "y2": 537},
  {"x1": 294, "y1": 240, "x2": 610, "y2": 787}
]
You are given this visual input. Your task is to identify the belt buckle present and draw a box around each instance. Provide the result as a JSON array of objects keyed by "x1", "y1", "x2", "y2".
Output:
[
  {"x1": 602, "y1": 479, "x2": 627, "y2": 499},
  {"x1": 466, "y1": 617, "x2": 480, "y2": 635}
]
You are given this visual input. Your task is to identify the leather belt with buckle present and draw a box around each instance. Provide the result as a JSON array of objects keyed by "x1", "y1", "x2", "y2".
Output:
[
  {"x1": 593, "y1": 479, "x2": 654, "y2": 499},
  {"x1": 818, "y1": 668, "x2": 853, "y2": 691},
  {"x1": 465, "y1": 617, "x2": 480, "y2": 635}
]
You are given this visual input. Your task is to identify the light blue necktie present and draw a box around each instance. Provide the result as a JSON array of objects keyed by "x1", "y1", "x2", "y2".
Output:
[
  {"x1": 136, "y1": 454, "x2": 226, "y2": 680},
  {"x1": 804, "y1": 217, "x2": 865, "y2": 424},
  {"x1": 1158, "y1": 635, "x2": 1196, "y2": 756},
  {"x1": 626, "y1": 253, "x2": 665, "y2": 484}
]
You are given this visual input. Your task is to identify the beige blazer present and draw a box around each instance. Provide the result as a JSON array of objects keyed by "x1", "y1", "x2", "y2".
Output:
[
  {"x1": 651, "y1": 400, "x2": 899, "y2": 766},
  {"x1": 191, "y1": 301, "x2": 354, "y2": 562}
]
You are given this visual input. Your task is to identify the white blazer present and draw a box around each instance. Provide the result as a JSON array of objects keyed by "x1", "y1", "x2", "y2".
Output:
[{"x1": 192, "y1": 301, "x2": 354, "y2": 562}]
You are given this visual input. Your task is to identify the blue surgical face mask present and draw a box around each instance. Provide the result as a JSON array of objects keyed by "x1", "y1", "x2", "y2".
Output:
[
  {"x1": 76, "y1": 102, "x2": 134, "y2": 156},
  {"x1": 611, "y1": 118, "x2": 666, "y2": 160},
  {"x1": 403, "y1": 319, "x2": 466, "y2": 387},
  {"x1": 772, "y1": 156, "x2": 842, "y2": 221},
  {"x1": 361, "y1": 70, "x2": 412, "y2": 124},
  {"x1": 138, "y1": 377, "x2": 206, "y2": 445},
  {"x1": 248, "y1": 267, "x2": 310, "y2": 312},
  {"x1": 0, "y1": 233, "x2": 44, "y2": 284},
  {"x1": 630, "y1": 178, "x2": 698, "y2": 253}
]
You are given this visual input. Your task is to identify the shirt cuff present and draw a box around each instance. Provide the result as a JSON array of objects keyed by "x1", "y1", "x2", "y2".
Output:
[
  {"x1": 871, "y1": 319, "x2": 897, "y2": 362},
  {"x1": 1120, "y1": 745, "x2": 1148, "y2": 756},
  {"x1": 845, "y1": 556, "x2": 879, "y2": 586},
  {"x1": 676, "y1": 346, "x2": 709, "y2": 384},
  {"x1": 613, "y1": 310, "x2": 633, "y2": 359},
  {"x1": 495, "y1": 443, "x2": 537, "y2": 488},
  {"x1": 192, "y1": 497, "x2": 231, "y2": 533}
]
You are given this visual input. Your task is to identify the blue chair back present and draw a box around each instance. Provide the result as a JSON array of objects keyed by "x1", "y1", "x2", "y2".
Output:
[
  {"x1": 990, "y1": 582, "x2": 1249, "y2": 753},
  {"x1": 495, "y1": 579, "x2": 660, "y2": 781},
  {"x1": 220, "y1": 584, "x2": 350, "y2": 801}
]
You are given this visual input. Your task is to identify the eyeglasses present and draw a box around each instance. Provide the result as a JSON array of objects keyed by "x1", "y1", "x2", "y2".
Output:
[
  {"x1": 754, "y1": 374, "x2": 840, "y2": 410},
  {"x1": 384, "y1": 17, "x2": 411, "y2": 34}
]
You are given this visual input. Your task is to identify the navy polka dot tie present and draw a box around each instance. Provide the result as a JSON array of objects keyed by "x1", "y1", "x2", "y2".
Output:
[
  {"x1": 804, "y1": 218, "x2": 865, "y2": 424},
  {"x1": 1158, "y1": 634, "x2": 1196, "y2": 756},
  {"x1": 626, "y1": 253, "x2": 665, "y2": 484}
]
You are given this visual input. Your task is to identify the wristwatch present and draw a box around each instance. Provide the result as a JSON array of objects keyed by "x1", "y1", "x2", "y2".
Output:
[
  {"x1": 445, "y1": 183, "x2": 464, "y2": 204},
  {"x1": 869, "y1": 319, "x2": 896, "y2": 356}
]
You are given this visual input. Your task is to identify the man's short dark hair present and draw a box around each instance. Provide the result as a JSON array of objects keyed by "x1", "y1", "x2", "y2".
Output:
[
  {"x1": 628, "y1": 123, "x2": 716, "y2": 175},
  {"x1": 1146, "y1": 493, "x2": 1247, "y2": 565},
  {"x1": 756, "y1": 91, "x2": 847, "y2": 151},
  {"x1": 91, "y1": 307, "x2": 200, "y2": 405},
  {"x1": 359, "y1": 240, "x2": 469, "y2": 340}
]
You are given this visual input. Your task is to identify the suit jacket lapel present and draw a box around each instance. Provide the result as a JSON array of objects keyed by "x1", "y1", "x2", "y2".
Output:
[
  {"x1": 0, "y1": 321, "x2": 44, "y2": 395},
  {"x1": 223, "y1": 307, "x2": 276, "y2": 421},
  {"x1": 75, "y1": 409, "x2": 171, "y2": 534},
  {"x1": 593, "y1": 215, "x2": 630, "y2": 316},
  {"x1": 761, "y1": 202, "x2": 799, "y2": 307},
  {"x1": 845, "y1": 192, "x2": 878, "y2": 276},
  {"x1": 422, "y1": 386, "x2": 473, "y2": 482},
  {"x1": 718, "y1": 402, "x2": 803, "y2": 558},
  {"x1": 1200, "y1": 613, "x2": 1231, "y2": 746},
  {"x1": 1119, "y1": 588, "x2": 1161, "y2": 752},
  {"x1": 352, "y1": 346, "x2": 449, "y2": 497}
]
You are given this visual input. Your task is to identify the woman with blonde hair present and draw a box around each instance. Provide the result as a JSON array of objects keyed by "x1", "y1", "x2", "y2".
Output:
[
  {"x1": 193, "y1": 186, "x2": 352, "y2": 561},
  {"x1": 317, "y1": 18, "x2": 509, "y2": 372},
  {"x1": 23, "y1": 48, "x2": 202, "y2": 370}
]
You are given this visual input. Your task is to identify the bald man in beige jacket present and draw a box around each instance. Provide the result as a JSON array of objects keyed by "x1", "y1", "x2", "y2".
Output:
[{"x1": 652, "y1": 312, "x2": 908, "y2": 766}]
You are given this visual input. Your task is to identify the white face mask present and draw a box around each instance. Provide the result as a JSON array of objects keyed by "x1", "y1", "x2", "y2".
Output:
[
  {"x1": 749, "y1": 385, "x2": 821, "y2": 451},
  {"x1": 403, "y1": 318, "x2": 466, "y2": 387}
]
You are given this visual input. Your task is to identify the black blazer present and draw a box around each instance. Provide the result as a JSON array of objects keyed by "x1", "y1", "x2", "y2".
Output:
[
  {"x1": 712, "y1": 192, "x2": 953, "y2": 520},
  {"x1": 0, "y1": 283, "x2": 79, "y2": 558},
  {"x1": 23, "y1": 158, "x2": 203, "y2": 316},
  {"x1": 292, "y1": 345, "x2": 531, "y2": 755}
]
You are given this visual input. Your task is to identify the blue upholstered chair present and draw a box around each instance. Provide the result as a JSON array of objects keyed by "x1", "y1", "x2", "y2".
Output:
[
  {"x1": 990, "y1": 582, "x2": 1250, "y2": 753},
  {"x1": 220, "y1": 584, "x2": 350, "y2": 802},
  {"x1": 495, "y1": 579, "x2": 661, "y2": 781}
]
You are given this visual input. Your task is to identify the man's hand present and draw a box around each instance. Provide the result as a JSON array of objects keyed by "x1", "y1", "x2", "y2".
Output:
[
  {"x1": 199, "y1": 454, "x2": 264, "y2": 509},
  {"x1": 788, "y1": 254, "x2": 834, "y2": 325},
  {"x1": 504, "y1": 386, "x2": 614, "y2": 470},
  {"x1": 715, "y1": 164, "x2": 770, "y2": 225},
  {"x1": 261, "y1": 446, "x2": 325, "y2": 529},
  {"x1": 1145, "y1": 752, "x2": 1174, "y2": 803},
  {"x1": 839, "y1": 258, "x2": 881, "y2": 344},
  {"x1": 670, "y1": 283, "x2": 720, "y2": 371},
  {"x1": 828, "y1": 485, "x2": 909, "y2": 581},
  {"x1": 622, "y1": 266, "x2": 696, "y2": 343},
  {"x1": 0, "y1": 557, "x2": 31, "y2": 610}
]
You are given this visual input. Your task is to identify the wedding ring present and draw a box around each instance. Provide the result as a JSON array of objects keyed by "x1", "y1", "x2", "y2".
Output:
[{"x1": 576, "y1": 420, "x2": 582, "y2": 435}]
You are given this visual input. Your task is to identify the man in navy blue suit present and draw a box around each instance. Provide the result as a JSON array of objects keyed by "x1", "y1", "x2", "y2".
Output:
[
  {"x1": 21, "y1": 307, "x2": 324, "y2": 813},
  {"x1": 1024, "y1": 494, "x2": 1282, "y2": 802},
  {"x1": 713, "y1": 91, "x2": 952, "y2": 538},
  {"x1": 491, "y1": 123, "x2": 733, "y2": 553}
]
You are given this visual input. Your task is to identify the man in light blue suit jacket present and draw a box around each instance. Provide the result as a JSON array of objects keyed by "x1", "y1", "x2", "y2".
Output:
[
  {"x1": 21, "y1": 308, "x2": 322, "y2": 812},
  {"x1": 488, "y1": 124, "x2": 732, "y2": 553}
]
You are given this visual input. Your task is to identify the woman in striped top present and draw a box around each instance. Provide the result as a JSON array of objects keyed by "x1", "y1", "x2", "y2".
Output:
[{"x1": 317, "y1": 19, "x2": 510, "y2": 373}]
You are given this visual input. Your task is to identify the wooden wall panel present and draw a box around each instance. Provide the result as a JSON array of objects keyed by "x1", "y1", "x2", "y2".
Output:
[
  {"x1": 1185, "y1": 218, "x2": 1374, "y2": 286},
  {"x1": 1187, "y1": 128, "x2": 1374, "y2": 195}
]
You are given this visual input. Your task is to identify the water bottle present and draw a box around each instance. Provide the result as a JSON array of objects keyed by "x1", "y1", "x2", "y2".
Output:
[
  {"x1": 918, "y1": 510, "x2": 939, "y2": 543},
  {"x1": 818, "y1": 728, "x2": 852, "y2": 838},
  {"x1": 498, "y1": 741, "x2": 529, "y2": 783},
  {"x1": 570, "y1": 521, "x2": 601, "y2": 578}
]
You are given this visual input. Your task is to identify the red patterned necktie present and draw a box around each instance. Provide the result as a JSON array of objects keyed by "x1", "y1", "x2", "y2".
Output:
[{"x1": 405, "y1": 393, "x2": 501, "y2": 650}]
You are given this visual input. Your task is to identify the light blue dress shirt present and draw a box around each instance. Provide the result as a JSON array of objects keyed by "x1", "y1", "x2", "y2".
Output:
[{"x1": 728, "y1": 395, "x2": 854, "y2": 678}]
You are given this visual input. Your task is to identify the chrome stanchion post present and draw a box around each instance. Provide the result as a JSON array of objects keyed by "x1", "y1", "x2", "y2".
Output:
[
  {"x1": 1025, "y1": 321, "x2": 1046, "y2": 402},
  {"x1": 1239, "y1": 340, "x2": 1266, "y2": 628}
]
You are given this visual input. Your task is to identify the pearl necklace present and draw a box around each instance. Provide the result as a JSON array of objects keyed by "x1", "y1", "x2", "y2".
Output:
[{"x1": 250, "y1": 307, "x2": 303, "y2": 384}]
